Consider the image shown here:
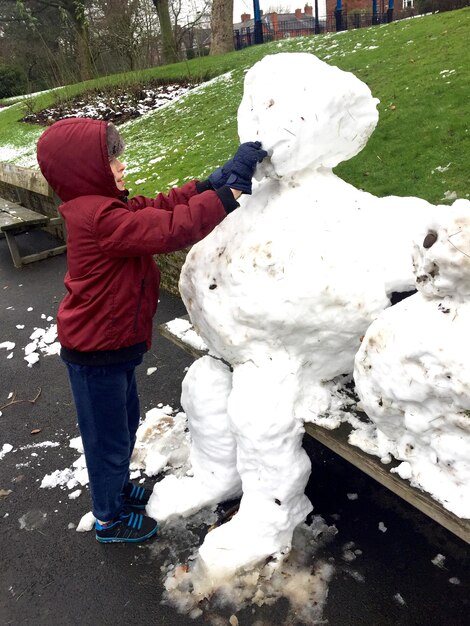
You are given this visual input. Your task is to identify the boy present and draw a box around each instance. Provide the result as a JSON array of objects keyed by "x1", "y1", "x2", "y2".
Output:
[{"x1": 37, "y1": 117, "x2": 266, "y2": 543}]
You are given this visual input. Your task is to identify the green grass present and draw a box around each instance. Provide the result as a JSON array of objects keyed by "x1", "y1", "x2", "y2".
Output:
[{"x1": 1, "y1": 8, "x2": 469, "y2": 204}]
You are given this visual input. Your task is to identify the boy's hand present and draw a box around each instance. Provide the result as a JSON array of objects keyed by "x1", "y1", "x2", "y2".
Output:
[
  {"x1": 225, "y1": 141, "x2": 268, "y2": 195},
  {"x1": 208, "y1": 141, "x2": 268, "y2": 194}
]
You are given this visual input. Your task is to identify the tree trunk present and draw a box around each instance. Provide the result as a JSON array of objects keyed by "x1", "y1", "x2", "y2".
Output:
[
  {"x1": 76, "y1": 21, "x2": 93, "y2": 81},
  {"x1": 152, "y1": 0, "x2": 179, "y2": 65},
  {"x1": 210, "y1": 0, "x2": 234, "y2": 55}
]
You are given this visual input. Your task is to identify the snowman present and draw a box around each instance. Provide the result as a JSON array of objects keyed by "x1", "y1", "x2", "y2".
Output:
[
  {"x1": 354, "y1": 202, "x2": 470, "y2": 519},
  {"x1": 146, "y1": 53, "x2": 457, "y2": 581}
]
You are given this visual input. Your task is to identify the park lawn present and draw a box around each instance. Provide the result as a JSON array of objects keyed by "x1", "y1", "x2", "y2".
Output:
[{"x1": 0, "y1": 8, "x2": 468, "y2": 205}]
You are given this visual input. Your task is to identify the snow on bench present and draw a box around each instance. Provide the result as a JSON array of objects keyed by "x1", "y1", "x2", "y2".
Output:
[{"x1": 158, "y1": 315, "x2": 470, "y2": 545}]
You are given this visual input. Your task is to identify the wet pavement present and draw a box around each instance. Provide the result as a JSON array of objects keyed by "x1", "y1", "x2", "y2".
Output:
[{"x1": 0, "y1": 232, "x2": 469, "y2": 626}]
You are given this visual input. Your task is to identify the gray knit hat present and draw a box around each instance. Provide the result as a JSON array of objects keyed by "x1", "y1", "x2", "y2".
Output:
[{"x1": 106, "y1": 122, "x2": 125, "y2": 158}]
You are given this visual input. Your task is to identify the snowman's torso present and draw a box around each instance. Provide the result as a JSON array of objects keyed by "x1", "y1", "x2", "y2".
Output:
[{"x1": 180, "y1": 170, "x2": 433, "y2": 378}]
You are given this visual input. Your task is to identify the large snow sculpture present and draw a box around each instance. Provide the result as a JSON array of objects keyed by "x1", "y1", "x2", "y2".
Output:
[
  {"x1": 354, "y1": 201, "x2": 470, "y2": 518},
  {"x1": 147, "y1": 53, "x2": 454, "y2": 581}
]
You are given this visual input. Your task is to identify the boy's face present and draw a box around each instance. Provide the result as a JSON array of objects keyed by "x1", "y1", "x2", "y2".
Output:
[{"x1": 110, "y1": 157, "x2": 126, "y2": 191}]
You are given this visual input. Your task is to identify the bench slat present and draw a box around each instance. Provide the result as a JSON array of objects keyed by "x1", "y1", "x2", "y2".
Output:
[{"x1": 0, "y1": 198, "x2": 49, "y2": 231}]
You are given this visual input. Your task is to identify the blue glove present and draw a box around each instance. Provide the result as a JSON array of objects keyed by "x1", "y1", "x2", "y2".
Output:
[
  {"x1": 207, "y1": 158, "x2": 234, "y2": 190},
  {"x1": 208, "y1": 142, "x2": 267, "y2": 193},
  {"x1": 226, "y1": 141, "x2": 268, "y2": 195}
]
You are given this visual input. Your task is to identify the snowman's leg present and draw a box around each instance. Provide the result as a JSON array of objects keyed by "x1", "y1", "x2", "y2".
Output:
[
  {"x1": 147, "y1": 356, "x2": 241, "y2": 522},
  {"x1": 198, "y1": 357, "x2": 313, "y2": 581}
]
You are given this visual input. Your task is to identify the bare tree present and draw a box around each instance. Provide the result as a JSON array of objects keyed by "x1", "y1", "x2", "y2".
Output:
[
  {"x1": 266, "y1": 4, "x2": 293, "y2": 13},
  {"x1": 89, "y1": 0, "x2": 160, "y2": 72},
  {"x1": 0, "y1": 0, "x2": 94, "y2": 81},
  {"x1": 170, "y1": 0, "x2": 211, "y2": 58},
  {"x1": 210, "y1": 0, "x2": 233, "y2": 55}
]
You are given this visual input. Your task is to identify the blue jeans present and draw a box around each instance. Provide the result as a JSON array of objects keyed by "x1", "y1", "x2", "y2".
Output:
[{"x1": 64, "y1": 357, "x2": 142, "y2": 521}]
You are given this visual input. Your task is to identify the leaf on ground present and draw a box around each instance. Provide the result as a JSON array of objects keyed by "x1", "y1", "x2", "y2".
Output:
[
  {"x1": 0, "y1": 489, "x2": 12, "y2": 497},
  {"x1": 30, "y1": 428, "x2": 42, "y2": 435}
]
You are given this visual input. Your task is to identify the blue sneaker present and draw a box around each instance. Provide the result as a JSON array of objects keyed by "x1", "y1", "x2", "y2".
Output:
[
  {"x1": 95, "y1": 510, "x2": 159, "y2": 543},
  {"x1": 123, "y1": 483, "x2": 151, "y2": 509}
]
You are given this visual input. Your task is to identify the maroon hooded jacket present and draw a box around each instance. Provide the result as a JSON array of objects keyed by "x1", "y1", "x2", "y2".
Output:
[{"x1": 37, "y1": 118, "x2": 235, "y2": 365}]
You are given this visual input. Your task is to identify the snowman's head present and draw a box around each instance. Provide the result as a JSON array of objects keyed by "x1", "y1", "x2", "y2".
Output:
[
  {"x1": 412, "y1": 200, "x2": 470, "y2": 299},
  {"x1": 237, "y1": 53, "x2": 379, "y2": 177}
]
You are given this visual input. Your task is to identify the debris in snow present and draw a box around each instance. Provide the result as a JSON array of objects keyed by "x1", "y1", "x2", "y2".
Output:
[
  {"x1": 147, "y1": 367, "x2": 157, "y2": 375},
  {"x1": 40, "y1": 462, "x2": 88, "y2": 491},
  {"x1": 69, "y1": 436, "x2": 83, "y2": 453},
  {"x1": 68, "y1": 489, "x2": 82, "y2": 500},
  {"x1": 378, "y1": 522, "x2": 387, "y2": 533},
  {"x1": 23, "y1": 323, "x2": 60, "y2": 366},
  {"x1": 394, "y1": 593, "x2": 406, "y2": 606},
  {"x1": 347, "y1": 493, "x2": 358, "y2": 500},
  {"x1": 0, "y1": 444, "x2": 13, "y2": 460},
  {"x1": 449, "y1": 577, "x2": 461, "y2": 585},
  {"x1": 431, "y1": 554, "x2": 446, "y2": 569},
  {"x1": 442, "y1": 190, "x2": 457, "y2": 201},
  {"x1": 24, "y1": 352, "x2": 40, "y2": 367},
  {"x1": 19, "y1": 510, "x2": 47, "y2": 531},
  {"x1": 0, "y1": 341, "x2": 15, "y2": 351},
  {"x1": 20, "y1": 440, "x2": 58, "y2": 451},
  {"x1": 432, "y1": 162, "x2": 451, "y2": 173},
  {"x1": 162, "y1": 518, "x2": 336, "y2": 625},
  {"x1": 16, "y1": 324, "x2": 25, "y2": 329},
  {"x1": 76, "y1": 511, "x2": 95, "y2": 532},
  {"x1": 131, "y1": 405, "x2": 191, "y2": 477}
]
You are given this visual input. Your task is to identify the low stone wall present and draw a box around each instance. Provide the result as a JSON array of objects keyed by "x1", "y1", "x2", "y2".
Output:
[{"x1": 156, "y1": 248, "x2": 189, "y2": 296}]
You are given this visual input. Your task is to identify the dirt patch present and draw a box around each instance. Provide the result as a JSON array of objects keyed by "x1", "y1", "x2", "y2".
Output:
[{"x1": 22, "y1": 79, "x2": 200, "y2": 126}]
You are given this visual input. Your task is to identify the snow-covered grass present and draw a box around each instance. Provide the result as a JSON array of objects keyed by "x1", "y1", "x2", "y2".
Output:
[{"x1": 0, "y1": 8, "x2": 469, "y2": 202}]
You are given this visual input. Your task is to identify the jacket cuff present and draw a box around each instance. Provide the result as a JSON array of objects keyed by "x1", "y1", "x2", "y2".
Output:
[
  {"x1": 195, "y1": 179, "x2": 213, "y2": 193},
  {"x1": 215, "y1": 186, "x2": 240, "y2": 214}
]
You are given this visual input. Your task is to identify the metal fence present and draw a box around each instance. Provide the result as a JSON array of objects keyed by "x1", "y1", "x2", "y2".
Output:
[{"x1": 233, "y1": 1, "x2": 470, "y2": 49}]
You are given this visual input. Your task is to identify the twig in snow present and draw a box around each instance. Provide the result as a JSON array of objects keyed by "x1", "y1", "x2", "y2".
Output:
[{"x1": 0, "y1": 388, "x2": 42, "y2": 412}]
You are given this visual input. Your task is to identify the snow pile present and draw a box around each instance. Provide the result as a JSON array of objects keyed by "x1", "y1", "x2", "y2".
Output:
[
  {"x1": 0, "y1": 443, "x2": 13, "y2": 460},
  {"x1": 146, "y1": 51, "x2": 467, "y2": 587},
  {"x1": 354, "y1": 202, "x2": 470, "y2": 518},
  {"x1": 24, "y1": 323, "x2": 60, "y2": 367},
  {"x1": 40, "y1": 437, "x2": 88, "y2": 490},
  {"x1": 130, "y1": 405, "x2": 191, "y2": 478},
  {"x1": 164, "y1": 318, "x2": 208, "y2": 353}
]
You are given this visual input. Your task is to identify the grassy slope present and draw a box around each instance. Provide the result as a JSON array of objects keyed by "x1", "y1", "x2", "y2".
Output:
[{"x1": 0, "y1": 8, "x2": 468, "y2": 205}]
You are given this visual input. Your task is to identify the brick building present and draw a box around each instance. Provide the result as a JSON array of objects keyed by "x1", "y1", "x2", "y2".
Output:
[
  {"x1": 233, "y1": 4, "x2": 325, "y2": 44},
  {"x1": 324, "y1": 0, "x2": 414, "y2": 14}
]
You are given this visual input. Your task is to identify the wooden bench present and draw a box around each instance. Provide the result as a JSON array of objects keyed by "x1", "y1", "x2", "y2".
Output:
[
  {"x1": 0, "y1": 163, "x2": 66, "y2": 268},
  {"x1": 159, "y1": 315, "x2": 470, "y2": 545}
]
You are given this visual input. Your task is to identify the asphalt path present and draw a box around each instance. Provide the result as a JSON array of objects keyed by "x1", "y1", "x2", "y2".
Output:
[{"x1": 0, "y1": 232, "x2": 468, "y2": 626}]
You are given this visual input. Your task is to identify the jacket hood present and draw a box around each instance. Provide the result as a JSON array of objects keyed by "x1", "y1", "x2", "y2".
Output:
[{"x1": 37, "y1": 118, "x2": 126, "y2": 202}]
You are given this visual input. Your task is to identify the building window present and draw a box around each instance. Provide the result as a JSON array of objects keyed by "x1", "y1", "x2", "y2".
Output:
[{"x1": 403, "y1": 0, "x2": 414, "y2": 7}]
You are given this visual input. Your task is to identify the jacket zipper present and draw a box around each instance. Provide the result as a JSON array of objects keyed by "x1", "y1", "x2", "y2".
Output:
[{"x1": 133, "y1": 279, "x2": 145, "y2": 332}]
